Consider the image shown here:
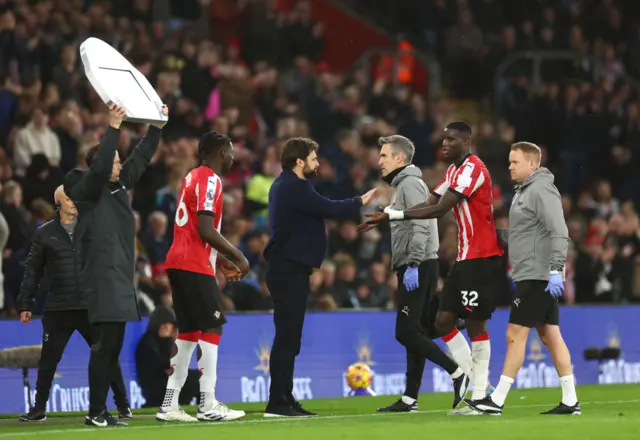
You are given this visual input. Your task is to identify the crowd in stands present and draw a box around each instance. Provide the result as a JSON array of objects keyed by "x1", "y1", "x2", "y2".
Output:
[{"x1": 0, "y1": 0, "x2": 638, "y2": 318}]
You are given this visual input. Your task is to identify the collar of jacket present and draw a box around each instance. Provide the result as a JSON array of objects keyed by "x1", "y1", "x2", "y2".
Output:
[{"x1": 382, "y1": 165, "x2": 409, "y2": 186}]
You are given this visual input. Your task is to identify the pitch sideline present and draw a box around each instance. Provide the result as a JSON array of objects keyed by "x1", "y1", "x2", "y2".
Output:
[{"x1": 0, "y1": 399, "x2": 637, "y2": 438}]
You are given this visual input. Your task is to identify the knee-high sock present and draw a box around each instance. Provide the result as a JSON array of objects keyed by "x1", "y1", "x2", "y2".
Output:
[
  {"x1": 442, "y1": 329, "x2": 472, "y2": 377},
  {"x1": 471, "y1": 332, "x2": 491, "y2": 399},
  {"x1": 162, "y1": 331, "x2": 199, "y2": 409},
  {"x1": 198, "y1": 333, "x2": 221, "y2": 411}
]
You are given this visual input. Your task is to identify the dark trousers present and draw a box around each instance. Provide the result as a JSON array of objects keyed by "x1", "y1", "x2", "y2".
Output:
[
  {"x1": 35, "y1": 310, "x2": 129, "y2": 411},
  {"x1": 265, "y1": 262, "x2": 311, "y2": 407},
  {"x1": 88, "y1": 322, "x2": 126, "y2": 416},
  {"x1": 395, "y1": 260, "x2": 458, "y2": 399}
]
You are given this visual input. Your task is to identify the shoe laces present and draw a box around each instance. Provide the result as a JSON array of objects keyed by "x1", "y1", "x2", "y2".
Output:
[{"x1": 213, "y1": 402, "x2": 232, "y2": 414}]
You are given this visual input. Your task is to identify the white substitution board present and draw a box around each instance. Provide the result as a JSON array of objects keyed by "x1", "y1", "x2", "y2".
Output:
[{"x1": 80, "y1": 37, "x2": 168, "y2": 125}]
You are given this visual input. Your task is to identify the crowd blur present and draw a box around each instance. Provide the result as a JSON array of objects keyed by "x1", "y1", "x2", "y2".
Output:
[{"x1": 0, "y1": 0, "x2": 638, "y2": 319}]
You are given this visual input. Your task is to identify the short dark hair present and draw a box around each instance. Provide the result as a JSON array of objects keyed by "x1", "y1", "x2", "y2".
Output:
[
  {"x1": 198, "y1": 131, "x2": 231, "y2": 159},
  {"x1": 446, "y1": 121, "x2": 472, "y2": 137},
  {"x1": 280, "y1": 137, "x2": 318, "y2": 170},
  {"x1": 85, "y1": 145, "x2": 99, "y2": 167},
  {"x1": 511, "y1": 141, "x2": 542, "y2": 165}
]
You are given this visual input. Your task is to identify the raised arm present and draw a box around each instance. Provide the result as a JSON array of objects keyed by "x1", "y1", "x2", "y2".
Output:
[
  {"x1": 64, "y1": 105, "x2": 124, "y2": 201},
  {"x1": 119, "y1": 105, "x2": 168, "y2": 189}
]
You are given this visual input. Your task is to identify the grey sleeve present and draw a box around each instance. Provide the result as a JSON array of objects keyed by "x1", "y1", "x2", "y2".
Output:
[
  {"x1": 0, "y1": 212, "x2": 8, "y2": 249},
  {"x1": 401, "y1": 178, "x2": 430, "y2": 263},
  {"x1": 496, "y1": 228, "x2": 509, "y2": 249},
  {"x1": 533, "y1": 183, "x2": 569, "y2": 272}
]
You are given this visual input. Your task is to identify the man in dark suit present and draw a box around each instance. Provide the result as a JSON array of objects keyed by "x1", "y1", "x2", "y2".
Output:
[
  {"x1": 63, "y1": 103, "x2": 168, "y2": 427},
  {"x1": 262, "y1": 137, "x2": 376, "y2": 417}
]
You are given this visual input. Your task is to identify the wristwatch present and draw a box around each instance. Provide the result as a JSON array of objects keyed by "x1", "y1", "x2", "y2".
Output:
[{"x1": 408, "y1": 262, "x2": 419, "y2": 268}]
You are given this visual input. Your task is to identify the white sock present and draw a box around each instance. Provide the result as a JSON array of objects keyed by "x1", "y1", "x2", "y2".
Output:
[
  {"x1": 198, "y1": 333, "x2": 220, "y2": 411},
  {"x1": 443, "y1": 329, "x2": 472, "y2": 377},
  {"x1": 491, "y1": 375, "x2": 514, "y2": 406},
  {"x1": 450, "y1": 367, "x2": 463, "y2": 379},
  {"x1": 560, "y1": 375, "x2": 578, "y2": 406},
  {"x1": 471, "y1": 334, "x2": 491, "y2": 399},
  {"x1": 401, "y1": 395, "x2": 416, "y2": 405},
  {"x1": 162, "y1": 335, "x2": 198, "y2": 409}
]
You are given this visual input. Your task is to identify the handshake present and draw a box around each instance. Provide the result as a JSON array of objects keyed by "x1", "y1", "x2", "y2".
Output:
[{"x1": 356, "y1": 189, "x2": 395, "y2": 233}]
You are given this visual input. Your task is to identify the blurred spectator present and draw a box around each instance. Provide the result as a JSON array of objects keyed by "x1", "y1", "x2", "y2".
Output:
[{"x1": 1, "y1": 0, "x2": 639, "y2": 315}]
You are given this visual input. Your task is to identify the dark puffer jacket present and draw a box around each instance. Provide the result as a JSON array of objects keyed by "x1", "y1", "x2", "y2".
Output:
[{"x1": 17, "y1": 213, "x2": 86, "y2": 312}]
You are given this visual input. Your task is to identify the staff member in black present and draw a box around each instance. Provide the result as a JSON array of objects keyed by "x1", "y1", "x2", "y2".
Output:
[
  {"x1": 262, "y1": 137, "x2": 376, "y2": 417},
  {"x1": 17, "y1": 186, "x2": 131, "y2": 423},
  {"x1": 63, "y1": 103, "x2": 168, "y2": 427}
]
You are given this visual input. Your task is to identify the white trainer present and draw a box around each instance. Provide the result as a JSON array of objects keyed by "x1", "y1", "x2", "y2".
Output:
[
  {"x1": 156, "y1": 407, "x2": 198, "y2": 422},
  {"x1": 448, "y1": 405, "x2": 483, "y2": 416},
  {"x1": 197, "y1": 402, "x2": 246, "y2": 422}
]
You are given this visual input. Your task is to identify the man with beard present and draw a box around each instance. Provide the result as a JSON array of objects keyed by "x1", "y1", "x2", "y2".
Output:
[{"x1": 262, "y1": 137, "x2": 376, "y2": 417}]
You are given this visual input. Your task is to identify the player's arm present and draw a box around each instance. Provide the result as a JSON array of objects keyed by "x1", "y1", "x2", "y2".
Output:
[
  {"x1": 195, "y1": 175, "x2": 250, "y2": 275},
  {"x1": 397, "y1": 190, "x2": 460, "y2": 220},
  {"x1": 16, "y1": 228, "x2": 46, "y2": 314},
  {"x1": 387, "y1": 163, "x2": 480, "y2": 221},
  {"x1": 404, "y1": 193, "x2": 441, "y2": 211},
  {"x1": 119, "y1": 107, "x2": 168, "y2": 189},
  {"x1": 533, "y1": 183, "x2": 569, "y2": 273},
  {"x1": 197, "y1": 214, "x2": 248, "y2": 271}
]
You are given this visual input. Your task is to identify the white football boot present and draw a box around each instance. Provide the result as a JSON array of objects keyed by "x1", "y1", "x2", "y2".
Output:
[
  {"x1": 197, "y1": 401, "x2": 246, "y2": 422},
  {"x1": 156, "y1": 407, "x2": 198, "y2": 422}
]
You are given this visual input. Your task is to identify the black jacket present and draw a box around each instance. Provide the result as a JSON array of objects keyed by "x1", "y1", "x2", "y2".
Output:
[
  {"x1": 263, "y1": 170, "x2": 362, "y2": 269},
  {"x1": 63, "y1": 125, "x2": 162, "y2": 324},
  {"x1": 16, "y1": 213, "x2": 85, "y2": 313}
]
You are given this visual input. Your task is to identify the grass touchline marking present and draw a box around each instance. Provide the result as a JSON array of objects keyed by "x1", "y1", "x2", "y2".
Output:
[{"x1": 0, "y1": 399, "x2": 637, "y2": 438}]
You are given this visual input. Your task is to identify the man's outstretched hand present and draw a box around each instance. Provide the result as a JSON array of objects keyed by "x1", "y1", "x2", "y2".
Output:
[{"x1": 356, "y1": 212, "x2": 389, "y2": 233}]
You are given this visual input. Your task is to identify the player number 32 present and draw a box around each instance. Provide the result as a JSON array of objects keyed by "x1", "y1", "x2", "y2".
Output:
[{"x1": 461, "y1": 290, "x2": 479, "y2": 307}]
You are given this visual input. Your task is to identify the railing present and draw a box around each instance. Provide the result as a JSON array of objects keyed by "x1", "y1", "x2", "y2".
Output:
[
  {"x1": 493, "y1": 50, "x2": 640, "y2": 116},
  {"x1": 348, "y1": 48, "x2": 442, "y2": 99}
]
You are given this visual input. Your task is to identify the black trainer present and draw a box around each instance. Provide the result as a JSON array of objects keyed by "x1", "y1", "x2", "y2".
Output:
[
  {"x1": 377, "y1": 398, "x2": 417, "y2": 413},
  {"x1": 292, "y1": 401, "x2": 317, "y2": 416},
  {"x1": 464, "y1": 396, "x2": 503, "y2": 415},
  {"x1": 104, "y1": 411, "x2": 128, "y2": 426},
  {"x1": 452, "y1": 374, "x2": 471, "y2": 409},
  {"x1": 541, "y1": 402, "x2": 581, "y2": 415},
  {"x1": 117, "y1": 407, "x2": 133, "y2": 419},
  {"x1": 19, "y1": 408, "x2": 46, "y2": 422},
  {"x1": 264, "y1": 404, "x2": 310, "y2": 418},
  {"x1": 85, "y1": 414, "x2": 108, "y2": 427}
]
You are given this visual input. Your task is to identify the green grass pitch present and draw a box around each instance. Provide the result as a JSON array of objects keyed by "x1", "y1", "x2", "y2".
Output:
[{"x1": 0, "y1": 384, "x2": 637, "y2": 439}]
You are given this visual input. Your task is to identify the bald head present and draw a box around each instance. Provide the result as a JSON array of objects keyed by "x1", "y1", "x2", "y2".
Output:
[
  {"x1": 54, "y1": 185, "x2": 66, "y2": 205},
  {"x1": 54, "y1": 185, "x2": 77, "y2": 221}
]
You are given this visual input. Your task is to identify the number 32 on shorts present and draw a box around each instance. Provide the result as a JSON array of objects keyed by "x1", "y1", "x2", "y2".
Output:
[{"x1": 461, "y1": 290, "x2": 479, "y2": 307}]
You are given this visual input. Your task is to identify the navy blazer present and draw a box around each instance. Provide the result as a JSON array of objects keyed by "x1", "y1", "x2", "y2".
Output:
[{"x1": 263, "y1": 170, "x2": 362, "y2": 269}]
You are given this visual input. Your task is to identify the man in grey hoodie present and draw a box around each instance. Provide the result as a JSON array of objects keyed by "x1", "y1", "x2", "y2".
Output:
[
  {"x1": 373, "y1": 135, "x2": 469, "y2": 413},
  {"x1": 465, "y1": 142, "x2": 580, "y2": 416}
]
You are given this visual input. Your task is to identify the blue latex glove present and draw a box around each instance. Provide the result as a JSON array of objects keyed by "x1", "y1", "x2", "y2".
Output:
[
  {"x1": 403, "y1": 266, "x2": 419, "y2": 291},
  {"x1": 545, "y1": 272, "x2": 564, "y2": 298}
]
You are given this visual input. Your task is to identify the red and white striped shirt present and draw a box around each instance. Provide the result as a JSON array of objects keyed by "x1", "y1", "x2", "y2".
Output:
[
  {"x1": 434, "y1": 155, "x2": 503, "y2": 262},
  {"x1": 165, "y1": 166, "x2": 224, "y2": 277}
]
